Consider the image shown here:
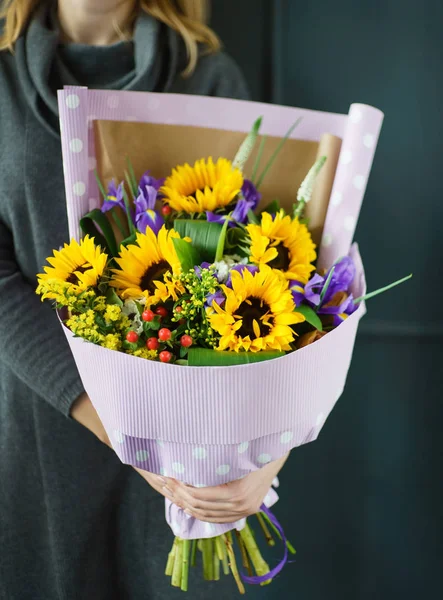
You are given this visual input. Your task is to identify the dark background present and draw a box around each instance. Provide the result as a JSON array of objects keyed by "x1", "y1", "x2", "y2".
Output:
[{"x1": 210, "y1": 1, "x2": 443, "y2": 598}]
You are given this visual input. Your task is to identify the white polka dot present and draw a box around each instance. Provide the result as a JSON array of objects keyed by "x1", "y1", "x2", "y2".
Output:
[
  {"x1": 280, "y1": 431, "x2": 293, "y2": 444},
  {"x1": 353, "y1": 174, "x2": 366, "y2": 190},
  {"x1": 216, "y1": 464, "x2": 231, "y2": 475},
  {"x1": 205, "y1": 522, "x2": 216, "y2": 535},
  {"x1": 113, "y1": 430, "x2": 125, "y2": 444},
  {"x1": 135, "y1": 449, "x2": 149, "y2": 462},
  {"x1": 88, "y1": 115, "x2": 97, "y2": 130},
  {"x1": 156, "y1": 439, "x2": 165, "y2": 447},
  {"x1": 257, "y1": 453, "x2": 272, "y2": 464},
  {"x1": 322, "y1": 232, "x2": 333, "y2": 247},
  {"x1": 344, "y1": 215, "x2": 356, "y2": 232},
  {"x1": 363, "y1": 133, "x2": 375, "y2": 148},
  {"x1": 331, "y1": 191, "x2": 343, "y2": 206},
  {"x1": 194, "y1": 483, "x2": 206, "y2": 488},
  {"x1": 107, "y1": 95, "x2": 119, "y2": 109},
  {"x1": 263, "y1": 494, "x2": 272, "y2": 508},
  {"x1": 73, "y1": 181, "x2": 86, "y2": 197},
  {"x1": 193, "y1": 447, "x2": 207, "y2": 460},
  {"x1": 238, "y1": 442, "x2": 249, "y2": 454},
  {"x1": 88, "y1": 156, "x2": 96, "y2": 171},
  {"x1": 316, "y1": 412, "x2": 325, "y2": 426},
  {"x1": 172, "y1": 462, "x2": 185, "y2": 474},
  {"x1": 350, "y1": 108, "x2": 362, "y2": 123},
  {"x1": 69, "y1": 138, "x2": 83, "y2": 153},
  {"x1": 272, "y1": 477, "x2": 280, "y2": 488},
  {"x1": 147, "y1": 96, "x2": 161, "y2": 110},
  {"x1": 160, "y1": 467, "x2": 168, "y2": 477},
  {"x1": 65, "y1": 94, "x2": 80, "y2": 109},
  {"x1": 339, "y1": 150, "x2": 353, "y2": 165}
]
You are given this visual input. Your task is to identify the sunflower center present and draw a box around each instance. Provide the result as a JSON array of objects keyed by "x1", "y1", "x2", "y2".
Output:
[
  {"x1": 268, "y1": 243, "x2": 290, "y2": 271},
  {"x1": 66, "y1": 264, "x2": 89, "y2": 285},
  {"x1": 236, "y1": 297, "x2": 272, "y2": 339},
  {"x1": 139, "y1": 260, "x2": 170, "y2": 293}
]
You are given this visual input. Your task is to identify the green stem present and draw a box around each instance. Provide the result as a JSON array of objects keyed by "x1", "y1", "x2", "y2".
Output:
[
  {"x1": 181, "y1": 539, "x2": 191, "y2": 592},
  {"x1": 190, "y1": 539, "x2": 198, "y2": 568},
  {"x1": 354, "y1": 273, "x2": 413, "y2": 304},
  {"x1": 171, "y1": 538, "x2": 183, "y2": 588},
  {"x1": 213, "y1": 552, "x2": 220, "y2": 581},
  {"x1": 165, "y1": 538, "x2": 177, "y2": 577},
  {"x1": 94, "y1": 169, "x2": 108, "y2": 199},
  {"x1": 261, "y1": 511, "x2": 296, "y2": 554},
  {"x1": 256, "y1": 512, "x2": 275, "y2": 546},
  {"x1": 239, "y1": 524, "x2": 272, "y2": 582},
  {"x1": 202, "y1": 538, "x2": 214, "y2": 581},
  {"x1": 235, "y1": 530, "x2": 253, "y2": 576},
  {"x1": 223, "y1": 533, "x2": 245, "y2": 595},
  {"x1": 215, "y1": 536, "x2": 230, "y2": 576},
  {"x1": 122, "y1": 187, "x2": 136, "y2": 235},
  {"x1": 111, "y1": 209, "x2": 127, "y2": 239}
]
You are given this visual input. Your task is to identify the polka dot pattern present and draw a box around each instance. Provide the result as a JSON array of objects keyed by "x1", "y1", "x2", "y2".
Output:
[
  {"x1": 319, "y1": 103, "x2": 384, "y2": 269},
  {"x1": 73, "y1": 181, "x2": 86, "y2": 197},
  {"x1": 69, "y1": 138, "x2": 83, "y2": 153}
]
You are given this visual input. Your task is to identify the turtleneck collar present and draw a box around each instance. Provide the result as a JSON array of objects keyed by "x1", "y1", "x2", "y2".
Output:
[{"x1": 14, "y1": 2, "x2": 182, "y2": 135}]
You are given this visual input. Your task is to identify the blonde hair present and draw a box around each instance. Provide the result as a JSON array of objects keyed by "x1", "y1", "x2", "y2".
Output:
[{"x1": 0, "y1": 0, "x2": 221, "y2": 76}]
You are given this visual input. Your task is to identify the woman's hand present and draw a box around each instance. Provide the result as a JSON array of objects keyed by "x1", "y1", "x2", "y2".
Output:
[
  {"x1": 72, "y1": 394, "x2": 288, "y2": 524},
  {"x1": 135, "y1": 454, "x2": 289, "y2": 524},
  {"x1": 70, "y1": 392, "x2": 111, "y2": 447}
]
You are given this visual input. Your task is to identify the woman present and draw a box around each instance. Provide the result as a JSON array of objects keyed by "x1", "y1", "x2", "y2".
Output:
[{"x1": 0, "y1": 1, "x2": 287, "y2": 598}]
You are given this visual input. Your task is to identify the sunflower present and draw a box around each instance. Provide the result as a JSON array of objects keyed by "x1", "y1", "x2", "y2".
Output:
[
  {"x1": 37, "y1": 235, "x2": 107, "y2": 297},
  {"x1": 160, "y1": 157, "x2": 243, "y2": 214},
  {"x1": 110, "y1": 226, "x2": 183, "y2": 303},
  {"x1": 246, "y1": 210, "x2": 316, "y2": 283},
  {"x1": 208, "y1": 266, "x2": 304, "y2": 352}
]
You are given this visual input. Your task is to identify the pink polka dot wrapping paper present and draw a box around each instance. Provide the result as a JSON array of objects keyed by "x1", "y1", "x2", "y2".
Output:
[{"x1": 57, "y1": 87, "x2": 382, "y2": 539}]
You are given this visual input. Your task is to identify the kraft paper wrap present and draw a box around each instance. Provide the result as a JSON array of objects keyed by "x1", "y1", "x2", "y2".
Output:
[{"x1": 57, "y1": 87, "x2": 383, "y2": 538}]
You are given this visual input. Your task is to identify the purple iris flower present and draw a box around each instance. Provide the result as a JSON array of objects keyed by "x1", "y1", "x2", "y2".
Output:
[
  {"x1": 139, "y1": 171, "x2": 165, "y2": 193},
  {"x1": 225, "y1": 264, "x2": 259, "y2": 287},
  {"x1": 205, "y1": 290, "x2": 225, "y2": 308},
  {"x1": 194, "y1": 262, "x2": 212, "y2": 278},
  {"x1": 101, "y1": 180, "x2": 125, "y2": 213},
  {"x1": 303, "y1": 256, "x2": 357, "y2": 325},
  {"x1": 206, "y1": 179, "x2": 261, "y2": 226},
  {"x1": 289, "y1": 280, "x2": 306, "y2": 306},
  {"x1": 134, "y1": 185, "x2": 164, "y2": 235}
]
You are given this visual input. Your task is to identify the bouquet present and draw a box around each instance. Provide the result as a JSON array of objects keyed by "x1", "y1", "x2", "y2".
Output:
[{"x1": 36, "y1": 86, "x2": 410, "y2": 593}]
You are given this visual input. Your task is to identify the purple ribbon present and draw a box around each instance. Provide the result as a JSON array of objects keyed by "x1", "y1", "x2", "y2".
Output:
[{"x1": 241, "y1": 504, "x2": 289, "y2": 585}]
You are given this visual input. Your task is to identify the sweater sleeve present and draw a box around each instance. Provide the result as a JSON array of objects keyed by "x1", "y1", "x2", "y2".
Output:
[{"x1": 0, "y1": 219, "x2": 85, "y2": 416}]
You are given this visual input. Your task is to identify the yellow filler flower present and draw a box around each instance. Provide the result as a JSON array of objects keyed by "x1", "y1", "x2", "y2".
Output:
[
  {"x1": 209, "y1": 266, "x2": 305, "y2": 352},
  {"x1": 247, "y1": 210, "x2": 316, "y2": 283},
  {"x1": 37, "y1": 235, "x2": 107, "y2": 298},
  {"x1": 160, "y1": 157, "x2": 243, "y2": 213},
  {"x1": 110, "y1": 226, "x2": 183, "y2": 303}
]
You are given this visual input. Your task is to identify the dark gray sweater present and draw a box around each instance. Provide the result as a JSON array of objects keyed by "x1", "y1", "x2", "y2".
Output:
[{"x1": 0, "y1": 6, "x2": 247, "y2": 599}]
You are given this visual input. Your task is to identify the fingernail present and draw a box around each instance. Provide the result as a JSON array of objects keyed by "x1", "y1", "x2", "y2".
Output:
[{"x1": 163, "y1": 486, "x2": 174, "y2": 497}]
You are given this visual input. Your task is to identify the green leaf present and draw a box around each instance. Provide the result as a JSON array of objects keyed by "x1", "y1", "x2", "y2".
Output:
[
  {"x1": 247, "y1": 209, "x2": 259, "y2": 224},
  {"x1": 122, "y1": 187, "x2": 136, "y2": 235},
  {"x1": 259, "y1": 199, "x2": 280, "y2": 216},
  {"x1": 354, "y1": 274, "x2": 413, "y2": 304},
  {"x1": 126, "y1": 158, "x2": 138, "y2": 198},
  {"x1": 251, "y1": 135, "x2": 267, "y2": 184},
  {"x1": 173, "y1": 237, "x2": 202, "y2": 273},
  {"x1": 79, "y1": 208, "x2": 119, "y2": 257},
  {"x1": 294, "y1": 304, "x2": 323, "y2": 331},
  {"x1": 173, "y1": 219, "x2": 223, "y2": 263},
  {"x1": 319, "y1": 266, "x2": 335, "y2": 305},
  {"x1": 94, "y1": 170, "x2": 108, "y2": 200},
  {"x1": 232, "y1": 116, "x2": 263, "y2": 172},
  {"x1": 188, "y1": 347, "x2": 285, "y2": 366},
  {"x1": 175, "y1": 359, "x2": 189, "y2": 366},
  {"x1": 120, "y1": 232, "x2": 137, "y2": 248},
  {"x1": 105, "y1": 288, "x2": 123, "y2": 308},
  {"x1": 225, "y1": 226, "x2": 247, "y2": 250},
  {"x1": 214, "y1": 216, "x2": 230, "y2": 262},
  {"x1": 255, "y1": 118, "x2": 302, "y2": 189}
]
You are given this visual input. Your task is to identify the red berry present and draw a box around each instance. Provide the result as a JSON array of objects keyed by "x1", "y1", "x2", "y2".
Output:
[
  {"x1": 159, "y1": 350, "x2": 172, "y2": 363},
  {"x1": 180, "y1": 334, "x2": 193, "y2": 348},
  {"x1": 158, "y1": 328, "x2": 172, "y2": 342},
  {"x1": 155, "y1": 306, "x2": 168, "y2": 319},
  {"x1": 146, "y1": 337, "x2": 159, "y2": 351},
  {"x1": 175, "y1": 306, "x2": 183, "y2": 313},
  {"x1": 142, "y1": 309, "x2": 155, "y2": 322},
  {"x1": 161, "y1": 204, "x2": 172, "y2": 216},
  {"x1": 126, "y1": 331, "x2": 139, "y2": 343}
]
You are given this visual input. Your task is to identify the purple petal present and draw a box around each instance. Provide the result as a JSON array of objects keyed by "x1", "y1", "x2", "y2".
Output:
[
  {"x1": 304, "y1": 273, "x2": 325, "y2": 307},
  {"x1": 289, "y1": 280, "x2": 305, "y2": 306},
  {"x1": 135, "y1": 210, "x2": 164, "y2": 235},
  {"x1": 226, "y1": 264, "x2": 259, "y2": 287},
  {"x1": 139, "y1": 171, "x2": 165, "y2": 192},
  {"x1": 241, "y1": 179, "x2": 261, "y2": 210},
  {"x1": 231, "y1": 198, "x2": 254, "y2": 225},
  {"x1": 205, "y1": 290, "x2": 225, "y2": 308},
  {"x1": 206, "y1": 212, "x2": 227, "y2": 225},
  {"x1": 101, "y1": 180, "x2": 126, "y2": 213},
  {"x1": 194, "y1": 262, "x2": 212, "y2": 278}
]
